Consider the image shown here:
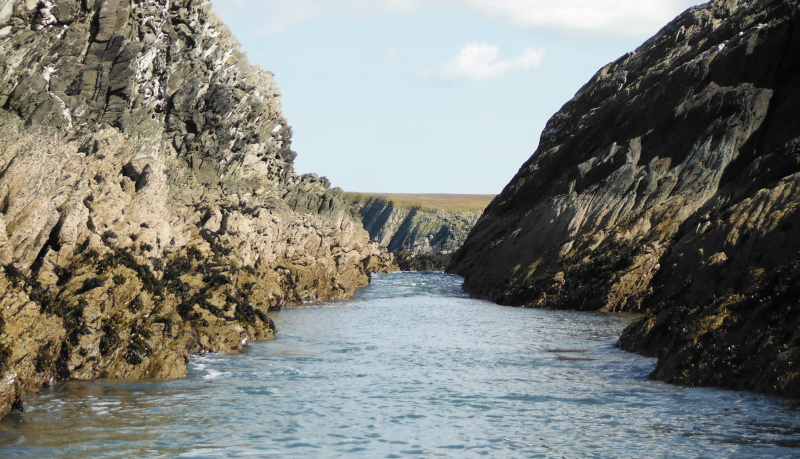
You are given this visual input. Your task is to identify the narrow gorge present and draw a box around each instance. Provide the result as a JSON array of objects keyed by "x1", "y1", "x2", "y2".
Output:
[
  {"x1": 2, "y1": 0, "x2": 799, "y2": 427},
  {"x1": 0, "y1": 0, "x2": 391, "y2": 417},
  {"x1": 347, "y1": 193, "x2": 490, "y2": 271},
  {"x1": 451, "y1": 0, "x2": 800, "y2": 397}
]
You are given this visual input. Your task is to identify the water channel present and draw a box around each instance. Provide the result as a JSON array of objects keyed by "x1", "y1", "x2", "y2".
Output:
[{"x1": 1, "y1": 272, "x2": 800, "y2": 457}]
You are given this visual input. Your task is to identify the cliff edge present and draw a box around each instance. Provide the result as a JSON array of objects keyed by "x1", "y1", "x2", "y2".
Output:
[
  {"x1": 0, "y1": 0, "x2": 390, "y2": 417},
  {"x1": 348, "y1": 193, "x2": 490, "y2": 271},
  {"x1": 450, "y1": 0, "x2": 800, "y2": 396}
]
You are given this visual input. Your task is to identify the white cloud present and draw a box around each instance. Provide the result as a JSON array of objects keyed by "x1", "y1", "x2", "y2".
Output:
[
  {"x1": 424, "y1": 42, "x2": 546, "y2": 82},
  {"x1": 455, "y1": 0, "x2": 696, "y2": 36},
  {"x1": 347, "y1": 0, "x2": 421, "y2": 14},
  {"x1": 211, "y1": 0, "x2": 333, "y2": 36},
  {"x1": 338, "y1": 0, "x2": 697, "y2": 36},
  {"x1": 212, "y1": 0, "x2": 702, "y2": 37},
  {"x1": 386, "y1": 47, "x2": 403, "y2": 61},
  {"x1": 258, "y1": 1, "x2": 331, "y2": 36}
]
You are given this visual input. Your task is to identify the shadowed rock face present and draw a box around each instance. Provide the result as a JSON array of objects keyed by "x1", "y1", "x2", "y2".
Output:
[
  {"x1": 450, "y1": 0, "x2": 800, "y2": 396},
  {"x1": 0, "y1": 0, "x2": 391, "y2": 417}
]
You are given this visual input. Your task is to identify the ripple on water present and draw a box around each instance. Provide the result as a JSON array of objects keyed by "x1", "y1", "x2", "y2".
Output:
[{"x1": 1, "y1": 272, "x2": 800, "y2": 457}]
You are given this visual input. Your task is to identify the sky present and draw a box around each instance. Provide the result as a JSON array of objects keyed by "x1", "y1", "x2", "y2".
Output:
[{"x1": 210, "y1": 0, "x2": 707, "y2": 194}]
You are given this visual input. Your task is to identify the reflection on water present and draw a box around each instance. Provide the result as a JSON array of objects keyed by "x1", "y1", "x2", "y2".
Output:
[{"x1": 1, "y1": 272, "x2": 800, "y2": 457}]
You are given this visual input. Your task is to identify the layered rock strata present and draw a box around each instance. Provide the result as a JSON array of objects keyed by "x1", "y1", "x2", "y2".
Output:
[
  {"x1": 450, "y1": 0, "x2": 800, "y2": 396},
  {"x1": 351, "y1": 196, "x2": 482, "y2": 271},
  {"x1": 0, "y1": 0, "x2": 390, "y2": 417}
]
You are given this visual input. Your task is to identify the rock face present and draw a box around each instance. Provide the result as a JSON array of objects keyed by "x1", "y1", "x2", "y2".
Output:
[
  {"x1": 450, "y1": 0, "x2": 800, "y2": 397},
  {"x1": 351, "y1": 196, "x2": 482, "y2": 271},
  {"x1": 0, "y1": 0, "x2": 390, "y2": 417}
]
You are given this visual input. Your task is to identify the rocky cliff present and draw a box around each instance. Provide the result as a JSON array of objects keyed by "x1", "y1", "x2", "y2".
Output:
[
  {"x1": 450, "y1": 0, "x2": 800, "y2": 397},
  {"x1": 0, "y1": 0, "x2": 390, "y2": 417},
  {"x1": 349, "y1": 194, "x2": 485, "y2": 271}
]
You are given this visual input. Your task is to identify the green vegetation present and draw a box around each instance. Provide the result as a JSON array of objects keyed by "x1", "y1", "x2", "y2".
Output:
[{"x1": 343, "y1": 192, "x2": 494, "y2": 213}]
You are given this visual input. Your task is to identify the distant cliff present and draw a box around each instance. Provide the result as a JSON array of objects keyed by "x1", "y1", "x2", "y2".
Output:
[
  {"x1": 347, "y1": 194, "x2": 490, "y2": 271},
  {"x1": 0, "y1": 0, "x2": 390, "y2": 417},
  {"x1": 451, "y1": 0, "x2": 800, "y2": 397}
]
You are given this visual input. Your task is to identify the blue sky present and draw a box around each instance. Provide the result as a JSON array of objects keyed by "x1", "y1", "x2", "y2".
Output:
[{"x1": 210, "y1": 0, "x2": 706, "y2": 194}]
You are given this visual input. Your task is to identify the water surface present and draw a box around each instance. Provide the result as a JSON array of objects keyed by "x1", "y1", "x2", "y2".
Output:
[{"x1": 2, "y1": 272, "x2": 800, "y2": 457}]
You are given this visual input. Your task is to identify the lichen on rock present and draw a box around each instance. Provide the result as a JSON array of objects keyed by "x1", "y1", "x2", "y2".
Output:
[{"x1": 0, "y1": 0, "x2": 391, "y2": 417}]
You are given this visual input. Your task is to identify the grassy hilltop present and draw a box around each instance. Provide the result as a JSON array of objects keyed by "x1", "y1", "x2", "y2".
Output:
[{"x1": 343, "y1": 193, "x2": 495, "y2": 213}]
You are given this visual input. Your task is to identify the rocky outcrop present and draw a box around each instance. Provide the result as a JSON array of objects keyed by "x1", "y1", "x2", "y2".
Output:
[
  {"x1": 0, "y1": 0, "x2": 390, "y2": 417},
  {"x1": 450, "y1": 0, "x2": 800, "y2": 396},
  {"x1": 350, "y1": 195, "x2": 482, "y2": 271}
]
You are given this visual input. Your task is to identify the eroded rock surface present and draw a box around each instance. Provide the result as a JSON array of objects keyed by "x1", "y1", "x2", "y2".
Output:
[
  {"x1": 352, "y1": 196, "x2": 481, "y2": 271},
  {"x1": 450, "y1": 0, "x2": 800, "y2": 396},
  {"x1": 0, "y1": 0, "x2": 390, "y2": 417}
]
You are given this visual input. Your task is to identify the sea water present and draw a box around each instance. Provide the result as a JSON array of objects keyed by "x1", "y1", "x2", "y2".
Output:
[{"x1": 1, "y1": 272, "x2": 800, "y2": 457}]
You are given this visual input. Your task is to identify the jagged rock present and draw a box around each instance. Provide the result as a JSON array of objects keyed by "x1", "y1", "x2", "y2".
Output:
[
  {"x1": 393, "y1": 252, "x2": 453, "y2": 272},
  {"x1": 350, "y1": 196, "x2": 483, "y2": 271},
  {"x1": 450, "y1": 0, "x2": 800, "y2": 396},
  {"x1": 0, "y1": 0, "x2": 391, "y2": 418}
]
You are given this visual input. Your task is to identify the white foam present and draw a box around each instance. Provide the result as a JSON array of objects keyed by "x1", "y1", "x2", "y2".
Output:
[{"x1": 203, "y1": 369, "x2": 227, "y2": 380}]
